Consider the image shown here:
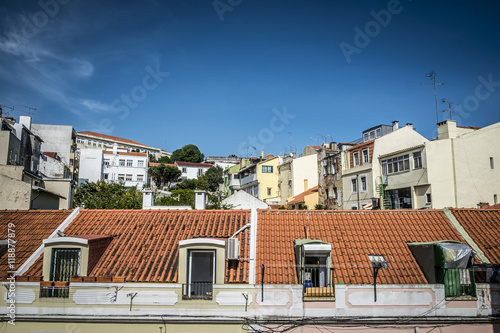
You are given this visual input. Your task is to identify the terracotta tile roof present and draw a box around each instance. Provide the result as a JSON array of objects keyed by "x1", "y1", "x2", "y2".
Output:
[
  {"x1": 42, "y1": 152, "x2": 58, "y2": 159},
  {"x1": 457, "y1": 125, "x2": 482, "y2": 130},
  {"x1": 309, "y1": 145, "x2": 322, "y2": 149},
  {"x1": 482, "y1": 203, "x2": 500, "y2": 209},
  {"x1": 24, "y1": 210, "x2": 250, "y2": 283},
  {"x1": 287, "y1": 186, "x2": 319, "y2": 204},
  {"x1": 149, "y1": 162, "x2": 177, "y2": 167},
  {"x1": 78, "y1": 131, "x2": 152, "y2": 148},
  {"x1": 256, "y1": 210, "x2": 469, "y2": 285},
  {"x1": 449, "y1": 208, "x2": 500, "y2": 264},
  {"x1": 175, "y1": 161, "x2": 213, "y2": 168},
  {"x1": 0, "y1": 210, "x2": 72, "y2": 277},
  {"x1": 103, "y1": 151, "x2": 147, "y2": 157}
]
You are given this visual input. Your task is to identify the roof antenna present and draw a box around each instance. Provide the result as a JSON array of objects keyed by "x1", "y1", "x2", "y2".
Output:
[
  {"x1": 441, "y1": 99, "x2": 459, "y2": 120},
  {"x1": 422, "y1": 71, "x2": 446, "y2": 124},
  {"x1": 0, "y1": 104, "x2": 14, "y2": 117},
  {"x1": 21, "y1": 105, "x2": 37, "y2": 116}
]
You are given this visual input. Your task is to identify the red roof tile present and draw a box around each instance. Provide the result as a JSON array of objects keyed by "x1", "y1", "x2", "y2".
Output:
[
  {"x1": 287, "y1": 186, "x2": 319, "y2": 204},
  {"x1": 256, "y1": 210, "x2": 469, "y2": 285},
  {"x1": 103, "y1": 151, "x2": 147, "y2": 157},
  {"x1": 0, "y1": 210, "x2": 72, "y2": 277},
  {"x1": 149, "y1": 163, "x2": 177, "y2": 167},
  {"x1": 24, "y1": 210, "x2": 250, "y2": 283},
  {"x1": 79, "y1": 131, "x2": 152, "y2": 148},
  {"x1": 450, "y1": 208, "x2": 500, "y2": 264},
  {"x1": 175, "y1": 161, "x2": 213, "y2": 168}
]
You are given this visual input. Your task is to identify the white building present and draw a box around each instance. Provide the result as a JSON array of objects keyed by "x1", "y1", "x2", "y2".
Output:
[
  {"x1": 76, "y1": 131, "x2": 169, "y2": 160},
  {"x1": 175, "y1": 161, "x2": 213, "y2": 180},
  {"x1": 205, "y1": 156, "x2": 240, "y2": 170},
  {"x1": 78, "y1": 145, "x2": 149, "y2": 189}
]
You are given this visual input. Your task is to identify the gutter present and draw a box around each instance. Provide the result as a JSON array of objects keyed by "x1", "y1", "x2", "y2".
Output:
[{"x1": 443, "y1": 207, "x2": 490, "y2": 264}]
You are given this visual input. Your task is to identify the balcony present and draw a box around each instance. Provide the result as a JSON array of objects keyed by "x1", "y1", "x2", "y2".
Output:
[
  {"x1": 240, "y1": 174, "x2": 257, "y2": 186},
  {"x1": 302, "y1": 266, "x2": 335, "y2": 301}
]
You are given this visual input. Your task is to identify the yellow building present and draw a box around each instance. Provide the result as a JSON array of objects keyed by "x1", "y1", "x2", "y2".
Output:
[{"x1": 256, "y1": 156, "x2": 282, "y2": 205}]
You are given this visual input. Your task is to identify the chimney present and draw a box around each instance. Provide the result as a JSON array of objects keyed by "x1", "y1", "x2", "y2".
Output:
[
  {"x1": 19, "y1": 116, "x2": 32, "y2": 130},
  {"x1": 406, "y1": 123, "x2": 413, "y2": 128},
  {"x1": 195, "y1": 190, "x2": 206, "y2": 210},
  {"x1": 437, "y1": 120, "x2": 457, "y2": 139},
  {"x1": 304, "y1": 179, "x2": 309, "y2": 192},
  {"x1": 392, "y1": 120, "x2": 399, "y2": 131},
  {"x1": 142, "y1": 190, "x2": 154, "y2": 209}
]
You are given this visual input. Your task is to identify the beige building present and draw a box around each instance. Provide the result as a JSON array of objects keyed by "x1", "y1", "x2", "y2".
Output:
[
  {"x1": 425, "y1": 120, "x2": 500, "y2": 208},
  {"x1": 277, "y1": 155, "x2": 293, "y2": 205}
]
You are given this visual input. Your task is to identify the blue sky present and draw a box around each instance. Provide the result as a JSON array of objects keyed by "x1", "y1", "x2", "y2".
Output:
[{"x1": 1, "y1": 0, "x2": 499, "y2": 157}]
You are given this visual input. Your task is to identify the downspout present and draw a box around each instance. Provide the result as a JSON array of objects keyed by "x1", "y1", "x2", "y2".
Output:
[{"x1": 248, "y1": 208, "x2": 258, "y2": 285}]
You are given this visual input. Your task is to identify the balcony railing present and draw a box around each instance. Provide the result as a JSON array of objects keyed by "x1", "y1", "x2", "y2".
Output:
[
  {"x1": 40, "y1": 286, "x2": 70, "y2": 298},
  {"x1": 240, "y1": 174, "x2": 257, "y2": 186},
  {"x1": 182, "y1": 282, "x2": 213, "y2": 300},
  {"x1": 302, "y1": 266, "x2": 335, "y2": 300}
]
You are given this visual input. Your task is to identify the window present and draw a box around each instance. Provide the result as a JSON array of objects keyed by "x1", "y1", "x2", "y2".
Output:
[
  {"x1": 369, "y1": 131, "x2": 375, "y2": 140},
  {"x1": 494, "y1": 194, "x2": 497, "y2": 205},
  {"x1": 182, "y1": 167, "x2": 187, "y2": 173},
  {"x1": 87, "y1": 139, "x2": 91, "y2": 145},
  {"x1": 137, "y1": 174, "x2": 144, "y2": 182},
  {"x1": 104, "y1": 159, "x2": 110, "y2": 166},
  {"x1": 98, "y1": 142, "x2": 102, "y2": 147},
  {"x1": 119, "y1": 159, "x2": 125, "y2": 166},
  {"x1": 138, "y1": 160, "x2": 144, "y2": 168},
  {"x1": 363, "y1": 133, "x2": 369, "y2": 142},
  {"x1": 126, "y1": 174, "x2": 132, "y2": 181},
  {"x1": 262, "y1": 165, "x2": 273, "y2": 173},
  {"x1": 353, "y1": 152, "x2": 360, "y2": 166},
  {"x1": 118, "y1": 174, "x2": 125, "y2": 181},
  {"x1": 351, "y1": 178, "x2": 357, "y2": 193},
  {"x1": 376, "y1": 128, "x2": 381, "y2": 137},
  {"x1": 198, "y1": 169, "x2": 203, "y2": 176},
  {"x1": 267, "y1": 187, "x2": 272, "y2": 196},
  {"x1": 360, "y1": 176, "x2": 367, "y2": 192},
  {"x1": 381, "y1": 154, "x2": 410, "y2": 175},
  {"x1": 50, "y1": 248, "x2": 80, "y2": 281},
  {"x1": 103, "y1": 173, "x2": 108, "y2": 180},
  {"x1": 414, "y1": 152, "x2": 422, "y2": 169},
  {"x1": 362, "y1": 149, "x2": 369, "y2": 164},
  {"x1": 426, "y1": 193, "x2": 432, "y2": 204},
  {"x1": 93, "y1": 141, "x2": 97, "y2": 147},
  {"x1": 126, "y1": 160, "x2": 133, "y2": 167},
  {"x1": 491, "y1": 157, "x2": 495, "y2": 169},
  {"x1": 186, "y1": 250, "x2": 215, "y2": 299}
]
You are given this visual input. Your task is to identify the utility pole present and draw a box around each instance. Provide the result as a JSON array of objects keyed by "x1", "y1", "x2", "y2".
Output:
[{"x1": 423, "y1": 71, "x2": 446, "y2": 124}]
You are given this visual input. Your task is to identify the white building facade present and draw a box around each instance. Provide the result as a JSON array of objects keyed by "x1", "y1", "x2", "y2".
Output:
[{"x1": 176, "y1": 161, "x2": 213, "y2": 180}]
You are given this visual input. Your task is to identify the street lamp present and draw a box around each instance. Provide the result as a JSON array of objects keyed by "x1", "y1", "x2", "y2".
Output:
[{"x1": 368, "y1": 254, "x2": 388, "y2": 302}]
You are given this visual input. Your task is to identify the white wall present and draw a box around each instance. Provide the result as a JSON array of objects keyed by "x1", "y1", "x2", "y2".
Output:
[
  {"x1": 292, "y1": 154, "x2": 318, "y2": 196},
  {"x1": 31, "y1": 124, "x2": 74, "y2": 166},
  {"x1": 78, "y1": 149, "x2": 103, "y2": 184},
  {"x1": 178, "y1": 165, "x2": 211, "y2": 180}
]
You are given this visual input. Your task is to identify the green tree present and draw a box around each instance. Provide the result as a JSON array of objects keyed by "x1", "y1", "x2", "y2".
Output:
[
  {"x1": 170, "y1": 144, "x2": 204, "y2": 163},
  {"x1": 74, "y1": 180, "x2": 142, "y2": 209},
  {"x1": 158, "y1": 155, "x2": 171, "y2": 164},
  {"x1": 197, "y1": 166, "x2": 223, "y2": 192},
  {"x1": 155, "y1": 189, "x2": 195, "y2": 208},
  {"x1": 171, "y1": 178, "x2": 198, "y2": 190},
  {"x1": 148, "y1": 164, "x2": 181, "y2": 189},
  {"x1": 206, "y1": 191, "x2": 233, "y2": 209}
]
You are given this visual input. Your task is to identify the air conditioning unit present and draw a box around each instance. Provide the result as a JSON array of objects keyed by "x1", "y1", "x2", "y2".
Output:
[{"x1": 226, "y1": 238, "x2": 240, "y2": 260}]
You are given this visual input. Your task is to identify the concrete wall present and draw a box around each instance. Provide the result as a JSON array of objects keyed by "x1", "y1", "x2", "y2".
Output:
[
  {"x1": 292, "y1": 154, "x2": 318, "y2": 196},
  {"x1": 44, "y1": 179, "x2": 73, "y2": 209},
  {"x1": 3, "y1": 282, "x2": 498, "y2": 331},
  {"x1": 0, "y1": 165, "x2": 30, "y2": 209},
  {"x1": 78, "y1": 149, "x2": 103, "y2": 184},
  {"x1": 31, "y1": 124, "x2": 74, "y2": 166}
]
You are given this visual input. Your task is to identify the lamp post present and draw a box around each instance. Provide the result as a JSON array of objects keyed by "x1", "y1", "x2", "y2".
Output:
[{"x1": 368, "y1": 254, "x2": 388, "y2": 302}]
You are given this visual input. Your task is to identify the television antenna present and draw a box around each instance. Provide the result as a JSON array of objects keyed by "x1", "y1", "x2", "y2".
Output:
[
  {"x1": 422, "y1": 71, "x2": 446, "y2": 124},
  {"x1": 0, "y1": 104, "x2": 14, "y2": 117},
  {"x1": 441, "y1": 99, "x2": 459, "y2": 120},
  {"x1": 21, "y1": 105, "x2": 37, "y2": 116}
]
